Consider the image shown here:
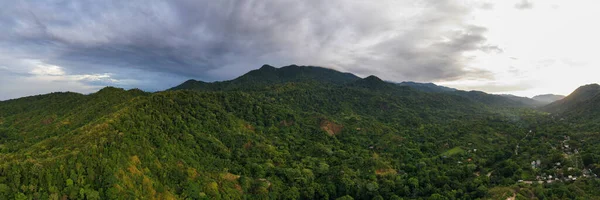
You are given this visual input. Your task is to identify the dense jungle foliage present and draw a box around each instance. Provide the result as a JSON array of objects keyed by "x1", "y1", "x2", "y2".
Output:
[{"x1": 1, "y1": 65, "x2": 599, "y2": 199}]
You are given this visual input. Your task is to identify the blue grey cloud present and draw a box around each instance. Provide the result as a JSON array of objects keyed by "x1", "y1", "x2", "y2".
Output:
[{"x1": 0, "y1": 0, "x2": 500, "y2": 100}]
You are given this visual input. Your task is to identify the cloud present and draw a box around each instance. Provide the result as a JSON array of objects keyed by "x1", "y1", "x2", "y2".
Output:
[
  {"x1": 479, "y1": 3, "x2": 495, "y2": 10},
  {"x1": 29, "y1": 62, "x2": 65, "y2": 76},
  {"x1": 0, "y1": 0, "x2": 501, "y2": 99},
  {"x1": 515, "y1": 0, "x2": 534, "y2": 10},
  {"x1": 0, "y1": 58, "x2": 182, "y2": 100},
  {"x1": 438, "y1": 79, "x2": 532, "y2": 94},
  {"x1": 348, "y1": 24, "x2": 498, "y2": 81}
]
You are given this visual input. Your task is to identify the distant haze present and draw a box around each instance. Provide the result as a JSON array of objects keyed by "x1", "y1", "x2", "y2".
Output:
[
  {"x1": 532, "y1": 94, "x2": 566, "y2": 104},
  {"x1": 0, "y1": 0, "x2": 598, "y2": 100}
]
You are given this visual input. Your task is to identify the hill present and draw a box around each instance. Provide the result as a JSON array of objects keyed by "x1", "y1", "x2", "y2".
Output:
[
  {"x1": 532, "y1": 94, "x2": 565, "y2": 104},
  {"x1": 499, "y1": 94, "x2": 546, "y2": 107},
  {"x1": 175, "y1": 65, "x2": 537, "y2": 108},
  {"x1": 0, "y1": 82, "x2": 497, "y2": 199},
  {"x1": 170, "y1": 64, "x2": 360, "y2": 91},
  {"x1": 396, "y1": 81, "x2": 457, "y2": 93},
  {"x1": 395, "y1": 81, "x2": 544, "y2": 108},
  {"x1": 541, "y1": 84, "x2": 600, "y2": 114},
  {"x1": 2, "y1": 66, "x2": 600, "y2": 199},
  {"x1": 541, "y1": 84, "x2": 600, "y2": 129}
]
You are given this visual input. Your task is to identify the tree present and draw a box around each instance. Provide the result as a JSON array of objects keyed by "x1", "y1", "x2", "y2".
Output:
[
  {"x1": 336, "y1": 195, "x2": 354, "y2": 200},
  {"x1": 430, "y1": 193, "x2": 448, "y2": 200}
]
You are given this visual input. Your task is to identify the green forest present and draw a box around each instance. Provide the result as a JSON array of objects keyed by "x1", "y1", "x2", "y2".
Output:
[{"x1": 1, "y1": 65, "x2": 600, "y2": 199}]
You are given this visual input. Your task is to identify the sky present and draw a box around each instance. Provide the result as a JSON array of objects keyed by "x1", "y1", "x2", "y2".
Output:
[{"x1": 0, "y1": 0, "x2": 598, "y2": 100}]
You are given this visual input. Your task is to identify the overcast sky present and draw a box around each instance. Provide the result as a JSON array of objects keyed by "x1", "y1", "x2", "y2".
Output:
[{"x1": 0, "y1": 0, "x2": 598, "y2": 100}]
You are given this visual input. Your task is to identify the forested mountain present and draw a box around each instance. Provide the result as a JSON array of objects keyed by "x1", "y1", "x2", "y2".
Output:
[
  {"x1": 2, "y1": 65, "x2": 600, "y2": 199},
  {"x1": 541, "y1": 84, "x2": 600, "y2": 128},
  {"x1": 533, "y1": 94, "x2": 565, "y2": 104},
  {"x1": 396, "y1": 82, "x2": 457, "y2": 93},
  {"x1": 170, "y1": 65, "x2": 360, "y2": 91},
  {"x1": 396, "y1": 82, "x2": 543, "y2": 108},
  {"x1": 542, "y1": 84, "x2": 600, "y2": 114},
  {"x1": 174, "y1": 65, "x2": 541, "y2": 108},
  {"x1": 452, "y1": 91, "x2": 539, "y2": 108},
  {"x1": 566, "y1": 93, "x2": 600, "y2": 122},
  {"x1": 499, "y1": 94, "x2": 546, "y2": 108}
]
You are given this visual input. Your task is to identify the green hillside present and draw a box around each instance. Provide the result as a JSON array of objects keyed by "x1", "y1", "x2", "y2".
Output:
[
  {"x1": 541, "y1": 84, "x2": 600, "y2": 129},
  {"x1": 542, "y1": 84, "x2": 600, "y2": 114},
  {"x1": 170, "y1": 65, "x2": 360, "y2": 92},
  {"x1": 397, "y1": 82, "x2": 544, "y2": 108},
  {"x1": 173, "y1": 65, "x2": 538, "y2": 108},
  {"x1": 1, "y1": 66, "x2": 600, "y2": 199}
]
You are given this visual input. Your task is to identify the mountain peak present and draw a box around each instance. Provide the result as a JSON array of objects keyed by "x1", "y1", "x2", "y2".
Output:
[
  {"x1": 575, "y1": 83, "x2": 600, "y2": 91},
  {"x1": 542, "y1": 83, "x2": 600, "y2": 113},
  {"x1": 259, "y1": 64, "x2": 277, "y2": 70},
  {"x1": 169, "y1": 79, "x2": 210, "y2": 91},
  {"x1": 97, "y1": 86, "x2": 126, "y2": 94},
  {"x1": 349, "y1": 75, "x2": 390, "y2": 89},
  {"x1": 183, "y1": 79, "x2": 199, "y2": 84},
  {"x1": 170, "y1": 64, "x2": 362, "y2": 91},
  {"x1": 568, "y1": 83, "x2": 600, "y2": 98},
  {"x1": 225, "y1": 64, "x2": 361, "y2": 85},
  {"x1": 364, "y1": 75, "x2": 383, "y2": 82}
]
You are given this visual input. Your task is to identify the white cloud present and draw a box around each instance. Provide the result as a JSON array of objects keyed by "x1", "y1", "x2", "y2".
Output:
[
  {"x1": 515, "y1": 0, "x2": 534, "y2": 10},
  {"x1": 437, "y1": 0, "x2": 600, "y2": 97},
  {"x1": 0, "y1": 60, "x2": 123, "y2": 100},
  {"x1": 30, "y1": 62, "x2": 65, "y2": 76}
]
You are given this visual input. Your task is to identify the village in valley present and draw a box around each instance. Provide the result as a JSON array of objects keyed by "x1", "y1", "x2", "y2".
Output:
[
  {"x1": 518, "y1": 134, "x2": 599, "y2": 185},
  {"x1": 447, "y1": 126, "x2": 600, "y2": 189}
]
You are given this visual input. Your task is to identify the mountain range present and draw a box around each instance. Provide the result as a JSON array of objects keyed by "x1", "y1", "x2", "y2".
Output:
[
  {"x1": 532, "y1": 94, "x2": 566, "y2": 104},
  {"x1": 175, "y1": 65, "x2": 561, "y2": 108},
  {"x1": 1, "y1": 65, "x2": 598, "y2": 199}
]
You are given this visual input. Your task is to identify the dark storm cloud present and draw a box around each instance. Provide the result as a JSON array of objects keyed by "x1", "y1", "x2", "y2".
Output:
[
  {"x1": 0, "y1": 0, "x2": 500, "y2": 99},
  {"x1": 346, "y1": 23, "x2": 498, "y2": 81}
]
